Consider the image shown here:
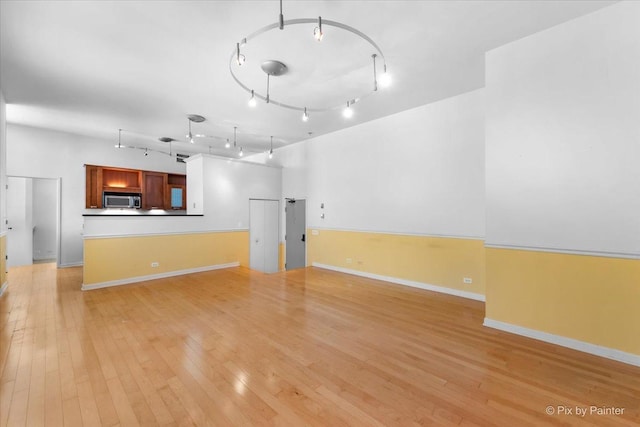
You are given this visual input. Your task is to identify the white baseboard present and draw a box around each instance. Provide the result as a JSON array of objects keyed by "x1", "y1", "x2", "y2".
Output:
[
  {"x1": 59, "y1": 262, "x2": 83, "y2": 268},
  {"x1": 0, "y1": 281, "x2": 7, "y2": 297},
  {"x1": 312, "y1": 262, "x2": 485, "y2": 302},
  {"x1": 483, "y1": 318, "x2": 640, "y2": 367},
  {"x1": 81, "y1": 262, "x2": 240, "y2": 291}
]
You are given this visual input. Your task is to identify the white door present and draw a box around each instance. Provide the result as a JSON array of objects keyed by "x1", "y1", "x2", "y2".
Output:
[
  {"x1": 7, "y1": 177, "x2": 34, "y2": 267},
  {"x1": 249, "y1": 199, "x2": 279, "y2": 273}
]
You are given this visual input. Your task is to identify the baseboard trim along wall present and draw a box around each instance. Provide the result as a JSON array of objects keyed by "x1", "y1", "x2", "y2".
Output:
[
  {"x1": 59, "y1": 262, "x2": 83, "y2": 268},
  {"x1": 484, "y1": 243, "x2": 639, "y2": 260},
  {"x1": 81, "y1": 262, "x2": 239, "y2": 291},
  {"x1": 0, "y1": 282, "x2": 7, "y2": 297},
  {"x1": 484, "y1": 318, "x2": 640, "y2": 368},
  {"x1": 312, "y1": 263, "x2": 486, "y2": 302}
]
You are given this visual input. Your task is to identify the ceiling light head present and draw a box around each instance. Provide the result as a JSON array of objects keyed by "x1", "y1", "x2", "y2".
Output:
[
  {"x1": 236, "y1": 42, "x2": 245, "y2": 66},
  {"x1": 248, "y1": 90, "x2": 257, "y2": 108},
  {"x1": 343, "y1": 101, "x2": 354, "y2": 119},
  {"x1": 379, "y1": 64, "x2": 392, "y2": 88},
  {"x1": 239, "y1": 147, "x2": 244, "y2": 157},
  {"x1": 313, "y1": 16, "x2": 323, "y2": 41},
  {"x1": 372, "y1": 54, "x2": 378, "y2": 92},
  {"x1": 269, "y1": 136, "x2": 274, "y2": 159},
  {"x1": 186, "y1": 115, "x2": 204, "y2": 142},
  {"x1": 115, "y1": 128, "x2": 126, "y2": 148},
  {"x1": 144, "y1": 148, "x2": 149, "y2": 157},
  {"x1": 225, "y1": 139, "x2": 231, "y2": 149},
  {"x1": 302, "y1": 107, "x2": 309, "y2": 122}
]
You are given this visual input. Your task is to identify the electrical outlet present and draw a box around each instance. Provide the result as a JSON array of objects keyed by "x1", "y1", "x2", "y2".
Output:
[
  {"x1": 151, "y1": 262, "x2": 159, "y2": 268},
  {"x1": 311, "y1": 229, "x2": 319, "y2": 235},
  {"x1": 463, "y1": 277, "x2": 473, "y2": 284},
  {"x1": 346, "y1": 258, "x2": 352, "y2": 264}
]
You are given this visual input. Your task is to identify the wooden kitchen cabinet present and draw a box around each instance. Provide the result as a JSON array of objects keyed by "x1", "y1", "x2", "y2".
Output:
[
  {"x1": 101, "y1": 168, "x2": 142, "y2": 193},
  {"x1": 166, "y1": 174, "x2": 187, "y2": 209},
  {"x1": 85, "y1": 165, "x2": 103, "y2": 208},
  {"x1": 142, "y1": 171, "x2": 168, "y2": 210}
]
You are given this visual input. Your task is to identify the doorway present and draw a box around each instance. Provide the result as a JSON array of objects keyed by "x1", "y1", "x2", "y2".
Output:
[
  {"x1": 6, "y1": 176, "x2": 60, "y2": 267},
  {"x1": 249, "y1": 199, "x2": 279, "y2": 273},
  {"x1": 285, "y1": 198, "x2": 306, "y2": 270}
]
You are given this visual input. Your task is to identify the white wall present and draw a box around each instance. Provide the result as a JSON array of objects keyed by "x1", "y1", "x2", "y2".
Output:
[
  {"x1": 251, "y1": 88, "x2": 486, "y2": 240},
  {"x1": 0, "y1": 92, "x2": 6, "y2": 237},
  {"x1": 485, "y1": 1, "x2": 640, "y2": 257},
  {"x1": 7, "y1": 124, "x2": 187, "y2": 265},
  {"x1": 199, "y1": 154, "x2": 282, "y2": 229},
  {"x1": 32, "y1": 178, "x2": 58, "y2": 261}
]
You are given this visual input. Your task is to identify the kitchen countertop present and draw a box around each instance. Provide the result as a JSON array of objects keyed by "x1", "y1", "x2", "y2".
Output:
[{"x1": 83, "y1": 209, "x2": 202, "y2": 216}]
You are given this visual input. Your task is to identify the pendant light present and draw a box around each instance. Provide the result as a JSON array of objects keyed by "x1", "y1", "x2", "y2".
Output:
[
  {"x1": 233, "y1": 126, "x2": 238, "y2": 149},
  {"x1": 313, "y1": 16, "x2": 323, "y2": 41},
  {"x1": 343, "y1": 101, "x2": 354, "y2": 118},
  {"x1": 186, "y1": 119, "x2": 194, "y2": 143},
  {"x1": 269, "y1": 136, "x2": 274, "y2": 159},
  {"x1": 114, "y1": 128, "x2": 125, "y2": 148}
]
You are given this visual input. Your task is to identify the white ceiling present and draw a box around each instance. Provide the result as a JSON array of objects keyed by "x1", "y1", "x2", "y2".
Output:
[{"x1": 0, "y1": 0, "x2": 615, "y2": 159}]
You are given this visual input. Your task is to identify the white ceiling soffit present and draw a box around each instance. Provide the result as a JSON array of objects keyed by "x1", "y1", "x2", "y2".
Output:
[{"x1": 0, "y1": 0, "x2": 615, "y2": 158}]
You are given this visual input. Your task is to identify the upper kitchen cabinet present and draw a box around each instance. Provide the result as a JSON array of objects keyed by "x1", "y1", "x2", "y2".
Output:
[
  {"x1": 101, "y1": 167, "x2": 142, "y2": 193},
  {"x1": 142, "y1": 171, "x2": 168, "y2": 210},
  {"x1": 166, "y1": 174, "x2": 187, "y2": 210}
]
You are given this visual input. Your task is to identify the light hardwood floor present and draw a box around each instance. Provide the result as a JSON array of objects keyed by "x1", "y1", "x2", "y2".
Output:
[{"x1": 1, "y1": 263, "x2": 638, "y2": 426}]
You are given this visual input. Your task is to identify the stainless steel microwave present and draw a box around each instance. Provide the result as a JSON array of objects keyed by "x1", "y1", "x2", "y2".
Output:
[{"x1": 103, "y1": 193, "x2": 141, "y2": 209}]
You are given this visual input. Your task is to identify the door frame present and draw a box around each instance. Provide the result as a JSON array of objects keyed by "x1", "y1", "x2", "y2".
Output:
[{"x1": 6, "y1": 175, "x2": 62, "y2": 268}]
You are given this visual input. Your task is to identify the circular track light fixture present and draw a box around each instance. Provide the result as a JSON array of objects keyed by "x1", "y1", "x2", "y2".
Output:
[{"x1": 229, "y1": 0, "x2": 390, "y2": 116}]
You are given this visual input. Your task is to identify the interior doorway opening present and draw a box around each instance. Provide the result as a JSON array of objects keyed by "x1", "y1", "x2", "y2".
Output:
[{"x1": 6, "y1": 176, "x2": 61, "y2": 268}]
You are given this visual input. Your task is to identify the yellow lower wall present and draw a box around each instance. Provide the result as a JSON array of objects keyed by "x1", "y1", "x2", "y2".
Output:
[
  {"x1": 0, "y1": 234, "x2": 6, "y2": 287},
  {"x1": 83, "y1": 231, "x2": 248, "y2": 285},
  {"x1": 307, "y1": 229, "x2": 485, "y2": 296},
  {"x1": 279, "y1": 242, "x2": 285, "y2": 271},
  {"x1": 486, "y1": 248, "x2": 640, "y2": 355}
]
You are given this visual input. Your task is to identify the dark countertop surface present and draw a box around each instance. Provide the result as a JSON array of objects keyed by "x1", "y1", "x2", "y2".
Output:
[{"x1": 83, "y1": 210, "x2": 202, "y2": 217}]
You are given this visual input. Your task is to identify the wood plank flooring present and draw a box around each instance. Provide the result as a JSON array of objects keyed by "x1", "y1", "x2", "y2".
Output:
[{"x1": 1, "y1": 263, "x2": 638, "y2": 426}]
